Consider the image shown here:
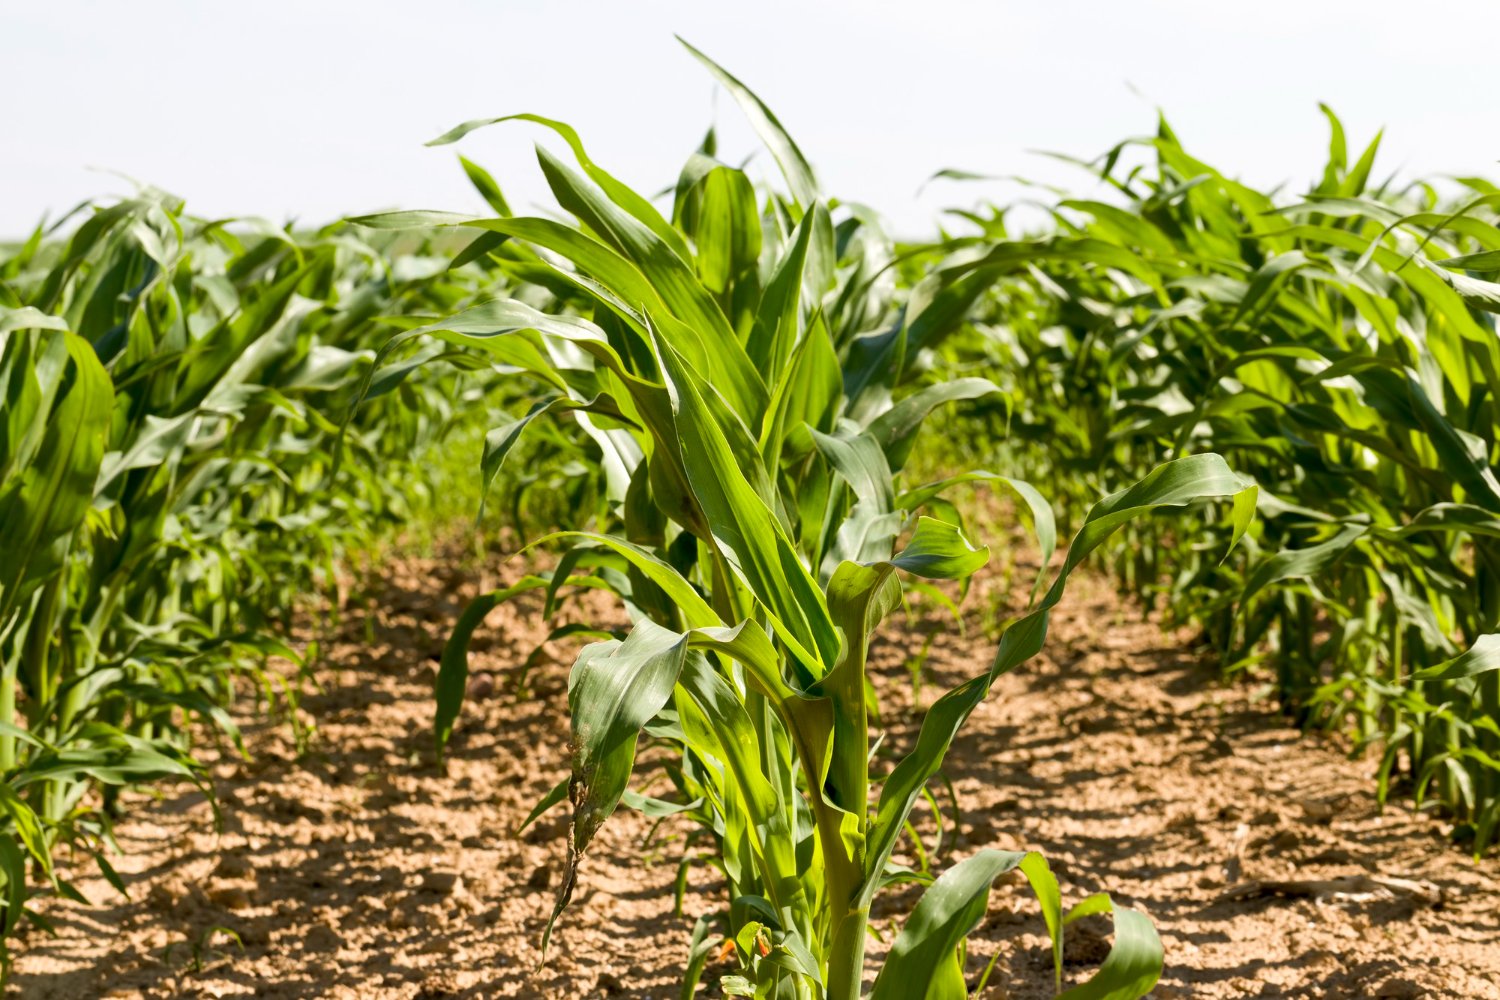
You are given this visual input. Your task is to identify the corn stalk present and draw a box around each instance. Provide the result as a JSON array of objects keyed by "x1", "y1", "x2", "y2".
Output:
[{"x1": 361, "y1": 42, "x2": 1258, "y2": 998}]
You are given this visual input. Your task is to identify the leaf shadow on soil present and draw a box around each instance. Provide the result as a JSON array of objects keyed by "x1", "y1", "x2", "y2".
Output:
[
  {"x1": 867, "y1": 571, "x2": 1500, "y2": 999},
  {"x1": 8, "y1": 554, "x2": 1500, "y2": 999}
]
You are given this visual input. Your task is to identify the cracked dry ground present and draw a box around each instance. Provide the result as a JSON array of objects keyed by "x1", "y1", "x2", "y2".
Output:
[{"x1": 8, "y1": 547, "x2": 1500, "y2": 999}]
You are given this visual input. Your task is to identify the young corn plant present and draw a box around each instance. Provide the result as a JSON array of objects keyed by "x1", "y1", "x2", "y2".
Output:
[
  {"x1": 359, "y1": 42, "x2": 1257, "y2": 997},
  {"x1": 0, "y1": 187, "x2": 506, "y2": 959},
  {"x1": 929, "y1": 109, "x2": 1500, "y2": 850}
]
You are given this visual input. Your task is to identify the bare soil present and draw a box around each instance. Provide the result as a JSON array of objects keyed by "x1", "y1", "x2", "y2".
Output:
[{"x1": 8, "y1": 547, "x2": 1499, "y2": 999}]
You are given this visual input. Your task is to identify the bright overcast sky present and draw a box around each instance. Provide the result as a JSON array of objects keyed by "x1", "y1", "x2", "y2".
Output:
[{"x1": 6, "y1": 1, "x2": 1498, "y2": 239}]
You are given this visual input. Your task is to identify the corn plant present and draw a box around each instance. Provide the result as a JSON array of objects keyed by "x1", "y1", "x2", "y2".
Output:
[
  {"x1": 931, "y1": 109, "x2": 1500, "y2": 851},
  {"x1": 0, "y1": 187, "x2": 510, "y2": 961},
  {"x1": 358, "y1": 42, "x2": 1257, "y2": 998}
]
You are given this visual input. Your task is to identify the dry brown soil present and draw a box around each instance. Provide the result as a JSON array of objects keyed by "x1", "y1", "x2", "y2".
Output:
[{"x1": 8, "y1": 547, "x2": 1499, "y2": 999}]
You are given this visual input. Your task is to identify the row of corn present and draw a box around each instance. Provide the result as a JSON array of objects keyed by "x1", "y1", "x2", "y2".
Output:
[
  {"x1": 6, "y1": 42, "x2": 1495, "y2": 998},
  {"x1": 0, "y1": 190, "x2": 524, "y2": 964},
  {"x1": 930, "y1": 111, "x2": 1500, "y2": 856}
]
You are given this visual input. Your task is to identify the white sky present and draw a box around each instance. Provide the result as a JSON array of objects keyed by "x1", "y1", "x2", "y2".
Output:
[{"x1": 5, "y1": 1, "x2": 1498, "y2": 239}]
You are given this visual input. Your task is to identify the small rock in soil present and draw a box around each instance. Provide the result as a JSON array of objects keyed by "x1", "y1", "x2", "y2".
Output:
[
  {"x1": 304, "y1": 923, "x2": 344, "y2": 953},
  {"x1": 214, "y1": 853, "x2": 252, "y2": 879},
  {"x1": 1062, "y1": 918, "x2": 1112, "y2": 965},
  {"x1": 421, "y1": 870, "x2": 463, "y2": 894},
  {"x1": 466, "y1": 671, "x2": 497, "y2": 701},
  {"x1": 207, "y1": 885, "x2": 253, "y2": 910}
]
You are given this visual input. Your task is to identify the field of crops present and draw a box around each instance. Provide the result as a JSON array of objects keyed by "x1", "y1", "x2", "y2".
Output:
[{"x1": 5, "y1": 39, "x2": 1500, "y2": 999}]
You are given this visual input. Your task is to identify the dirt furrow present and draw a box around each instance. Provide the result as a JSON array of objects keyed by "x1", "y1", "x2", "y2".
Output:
[{"x1": 10, "y1": 553, "x2": 1498, "y2": 999}]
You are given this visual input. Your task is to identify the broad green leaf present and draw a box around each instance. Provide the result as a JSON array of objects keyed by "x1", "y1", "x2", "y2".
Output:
[
  {"x1": 0, "y1": 330, "x2": 113, "y2": 624},
  {"x1": 1241, "y1": 522, "x2": 1366, "y2": 605},
  {"x1": 866, "y1": 378, "x2": 1002, "y2": 472},
  {"x1": 545, "y1": 620, "x2": 689, "y2": 955},
  {"x1": 1412, "y1": 634, "x2": 1500, "y2": 683},
  {"x1": 863, "y1": 455, "x2": 1254, "y2": 906},
  {"x1": 677, "y1": 38, "x2": 817, "y2": 209},
  {"x1": 890, "y1": 517, "x2": 991, "y2": 580},
  {"x1": 871, "y1": 850, "x2": 1061, "y2": 1000}
]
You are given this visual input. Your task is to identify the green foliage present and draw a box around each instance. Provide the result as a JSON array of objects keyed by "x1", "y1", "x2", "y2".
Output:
[
  {"x1": 0, "y1": 187, "x2": 514, "y2": 961},
  {"x1": 14, "y1": 34, "x2": 1488, "y2": 1000},
  {"x1": 932, "y1": 107, "x2": 1500, "y2": 853},
  {"x1": 378, "y1": 43, "x2": 1255, "y2": 999}
]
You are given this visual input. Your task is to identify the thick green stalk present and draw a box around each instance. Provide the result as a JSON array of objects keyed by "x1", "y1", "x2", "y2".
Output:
[
  {"x1": 812, "y1": 788, "x2": 866, "y2": 1000},
  {"x1": 826, "y1": 907, "x2": 870, "y2": 1000},
  {"x1": 809, "y1": 641, "x2": 873, "y2": 998},
  {"x1": 25, "y1": 578, "x2": 62, "y2": 723},
  {"x1": 0, "y1": 645, "x2": 17, "y2": 772},
  {"x1": 777, "y1": 691, "x2": 866, "y2": 995}
]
